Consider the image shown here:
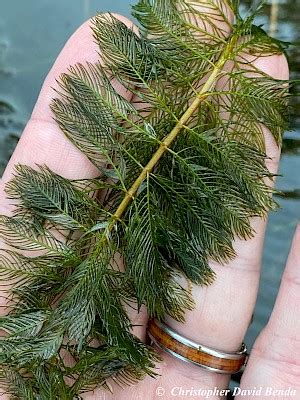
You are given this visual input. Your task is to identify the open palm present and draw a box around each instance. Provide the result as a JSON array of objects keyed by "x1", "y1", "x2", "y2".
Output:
[{"x1": 0, "y1": 1, "x2": 298, "y2": 399}]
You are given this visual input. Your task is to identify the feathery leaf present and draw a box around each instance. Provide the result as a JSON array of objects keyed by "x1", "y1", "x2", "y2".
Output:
[{"x1": 0, "y1": 0, "x2": 291, "y2": 397}]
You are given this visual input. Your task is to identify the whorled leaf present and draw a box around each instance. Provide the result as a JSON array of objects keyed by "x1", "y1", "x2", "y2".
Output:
[{"x1": 0, "y1": 0, "x2": 292, "y2": 397}]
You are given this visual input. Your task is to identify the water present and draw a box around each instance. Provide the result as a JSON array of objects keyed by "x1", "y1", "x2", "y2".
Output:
[{"x1": 1, "y1": 0, "x2": 299, "y2": 384}]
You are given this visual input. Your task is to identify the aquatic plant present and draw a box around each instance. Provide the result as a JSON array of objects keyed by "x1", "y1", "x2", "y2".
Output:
[{"x1": 0, "y1": 0, "x2": 291, "y2": 397}]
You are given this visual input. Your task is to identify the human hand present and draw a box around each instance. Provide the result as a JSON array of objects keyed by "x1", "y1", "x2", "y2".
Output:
[{"x1": 0, "y1": 2, "x2": 296, "y2": 399}]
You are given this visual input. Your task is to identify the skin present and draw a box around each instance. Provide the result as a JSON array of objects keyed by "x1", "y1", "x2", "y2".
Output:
[{"x1": 0, "y1": 5, "x2": 298, "y2": 400}]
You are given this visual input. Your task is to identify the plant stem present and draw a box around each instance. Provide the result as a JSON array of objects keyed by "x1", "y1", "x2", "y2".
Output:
[{"x1": 99, "y1": 34, "x2": 236, "y2": 243}]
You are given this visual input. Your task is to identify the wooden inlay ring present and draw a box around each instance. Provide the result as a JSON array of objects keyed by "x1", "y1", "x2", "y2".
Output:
[{"x1": 148, "y1": 319, "x2": 248, "y2": 374}]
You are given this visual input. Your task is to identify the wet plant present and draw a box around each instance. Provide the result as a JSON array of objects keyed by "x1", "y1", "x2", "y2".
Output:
[{"x1": 0, "y1": 0, "x2": 292, "y2": 398}]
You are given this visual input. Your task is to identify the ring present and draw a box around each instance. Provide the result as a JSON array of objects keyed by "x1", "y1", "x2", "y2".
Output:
[{"x1": 147, "y1": 319, "x2": 248, "y2": 374}]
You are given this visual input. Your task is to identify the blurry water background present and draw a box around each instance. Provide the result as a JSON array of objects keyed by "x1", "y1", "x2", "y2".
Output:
[{"x1": 0, "y1": 0, "x2": 299, "y2": 388}]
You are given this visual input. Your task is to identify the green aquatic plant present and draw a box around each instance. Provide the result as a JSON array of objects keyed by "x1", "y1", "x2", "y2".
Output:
[{"x1": 0, "y1": 0, "x2": 291, "y2": 397}]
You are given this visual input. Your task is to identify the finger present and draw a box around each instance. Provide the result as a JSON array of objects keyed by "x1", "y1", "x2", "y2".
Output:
[
  {"x1": 0, "y1": 14, "x2": 135, "y2": 215},
  {"x1": 238, "y1": 223, "x2": 300, "y2": 397},
  {"x1": 161, "y1": 51, "x2": 289, "y2": 388}
]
